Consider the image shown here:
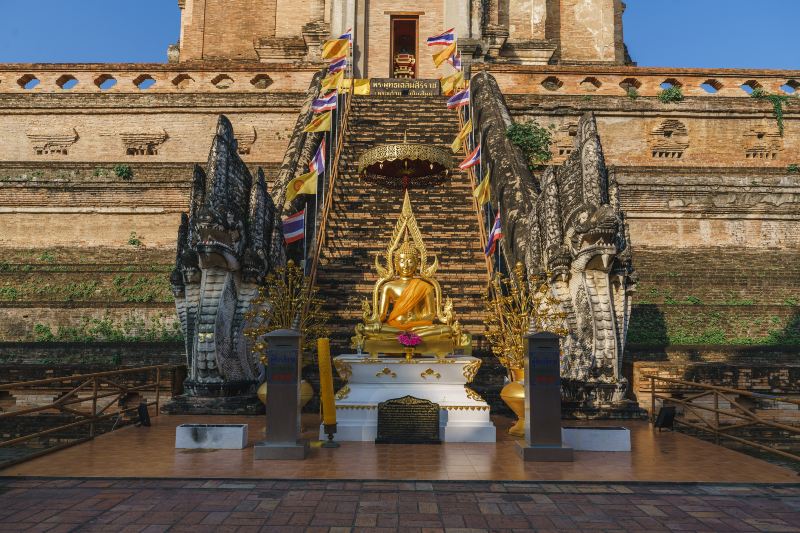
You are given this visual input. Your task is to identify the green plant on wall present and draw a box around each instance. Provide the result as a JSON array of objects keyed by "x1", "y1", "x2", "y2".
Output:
[
  {"x1": 626, "y1": 87, "x2": 640, "y2": 100},
  {"x1": 751, "y1": 88, "x2": 790, "y2": 136},
  {"x1": 112, "y1": 274, "x2": 171, "y2": 303},
  {"x1": 0, "y1": 287, "x2": 18, "y2": 301},
  {"x1": 658, "y1": 86, "x2": 684, "y2": 104},
  {"x1": 32, "y1": 314, "x2": 182, "y2": 343},
  {"x1": 787, "y1": 164, "x2": 799, "y2": 174},
  {"x1": 114, "y1": 164, "x2": 134, "y2": 180},
  {"x1": 128, "y1": 232, "x2": 142, "y2": 247},
  {"x1": 506, "y1": 120, "x2": 553, "y2": 171},
  {"x1": 38, "y1": 251, "x2": 56, "y2": 263}
]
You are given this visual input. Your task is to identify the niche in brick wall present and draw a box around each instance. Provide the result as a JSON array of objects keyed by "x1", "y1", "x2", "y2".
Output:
[
  {"x1": 234, "y1": 126, "x2": 257, "y2": 155},
  {"x1": 0, "y1": 390, "x2": 15, "y2": 410},
  {"x1": 740, "y1": 80, "x2": 763, "y2": 94},
  {"x1": 744, "y1": 124, "x2": 783, "y2": 160},
  {"x1": 541, "y1": 76, "x2": 563, "y2": 91},
  {"x1": 250, "y1": 74, "x2": 273, "y2": 90},
  {"x1": 171, "y1": 74, "x2": 195, "y2": 89},
  {"x1": 649, "y1": 120, "x2": 689, "y2": 159},
  {"x1": 619, "y1": 77, "x2": 642, "y2": 92},
  {"x1": 26, "y1": 128, "x2": 78, "y2": 155},
  {"x1": 17, "y1": 74, "x2": 40, "y2": 90},
  {"x1": 579, "y1": 77, "x2": 601, "y2": 91},
  {"x1": 120, "y1": 130, "x2": 167, "y2": 156},
  {"x1": 211, "y1": 74, "x2": 234, "y2": 89},
  {"x1": 554, "y1": 123, "x2": 578, "y2": 159},
  {"x1": 780, "y1": 80, "x2": 799, "y2": 94}
]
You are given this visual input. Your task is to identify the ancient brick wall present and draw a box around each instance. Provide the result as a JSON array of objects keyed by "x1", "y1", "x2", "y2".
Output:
[
  {"x1": 498, "y1": 72, "x2": 800, "y2": 252},
  {"x1": 0, "y1": 66, "x2": 307, "y2": 342},
  {"x1": 0, "y1": 58, "x2": 798, "y2": 413},
  {"x1": 625, "y1": 248, "x2": 799, "y2": 347},
  {"x1": 365, "y1": 0, "x2": 446, "y2": 80},
  {"x1": 558, "y1": 0, "x2": 621, "y2": 63},
  {"x1": 179, "y1": 0, "x2": 279, "y2": 61}
]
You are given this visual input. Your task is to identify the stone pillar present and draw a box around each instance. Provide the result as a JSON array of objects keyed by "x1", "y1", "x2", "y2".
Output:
[
  {"x1": 303, "y1": 0, "x2": 331, "y2": 62},
  {"x1": 254, "y1": 329, "x2": 309, "y2": 460},
  {"x1": 353, "y1": 0, "x2": 368, "y2": 78},
  {"x1": 488, "y1": 0, "x2": 499, "y2": 25},
  {"x1": 310, "y1": 0, "x2": 326, "y2": 22},
  {"x1": 516, "y1": 332, "x2": 573, "y2": 461},
  {"x1": 483, "y1": 0, "x2": 509, "y2": 59}
]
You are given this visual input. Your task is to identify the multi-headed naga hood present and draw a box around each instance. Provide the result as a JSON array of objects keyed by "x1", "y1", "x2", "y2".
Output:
[{"x1": 170, "y1": 115, "x2": 285, "y2": 392}]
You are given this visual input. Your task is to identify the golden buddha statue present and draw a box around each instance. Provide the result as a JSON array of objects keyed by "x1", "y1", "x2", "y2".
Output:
[{"x1": 353, "y1": 191, "x2": 472, "y2": 359}]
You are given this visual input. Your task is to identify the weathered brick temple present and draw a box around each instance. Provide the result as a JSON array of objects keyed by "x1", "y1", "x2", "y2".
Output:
[{"x1": 0, "y1": 1, "x2": 798, "y2": 421}]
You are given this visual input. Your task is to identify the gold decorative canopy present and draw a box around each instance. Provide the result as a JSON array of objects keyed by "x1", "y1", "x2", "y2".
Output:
[{"x1": 357, "y1": 134, "x2": 452, "y2": 190}]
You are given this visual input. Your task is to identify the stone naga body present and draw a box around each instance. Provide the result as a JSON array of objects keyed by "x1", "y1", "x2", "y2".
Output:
[
  {"x1": 170, "y1": 115, "x2": 285, "y2": 402},
  {"x1": 471, "y1": 71, "x2": 637, "y2": 407}
]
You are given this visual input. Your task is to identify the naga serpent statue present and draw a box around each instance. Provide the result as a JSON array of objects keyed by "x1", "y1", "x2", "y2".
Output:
[
  {"x1": 471, "y1": 71, "x2": 638, "y2": 409},
  {"x1": 167, "y1": 115, "x2": 286, "y2": 413}
]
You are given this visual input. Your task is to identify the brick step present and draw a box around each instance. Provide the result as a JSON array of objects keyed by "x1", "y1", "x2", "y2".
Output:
[{"x1": 316, "y1": 97, "x2": 486, "y2": 350}]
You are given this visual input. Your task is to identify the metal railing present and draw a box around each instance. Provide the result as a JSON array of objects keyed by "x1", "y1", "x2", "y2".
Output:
[
  {"x1": 456, "y1": 98, "x2": 493, "y2": 281},
  {"x1": 307, "y1": 78, "x2": 354, "y2": 293},
  {"x1": 0, "y1": 364, "x2": 181, "y2": 468},
  {"x1": 645, "y1": 374, "x2": 800, "y2": 463}
]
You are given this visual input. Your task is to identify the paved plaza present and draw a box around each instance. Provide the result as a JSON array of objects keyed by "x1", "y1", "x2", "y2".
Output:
[
  {"x1": 1, "y1": 478, "x2": 799, "y2": 532},
  {"x1": 3, "y1": 415, "x2": 797, "y2": 484}
]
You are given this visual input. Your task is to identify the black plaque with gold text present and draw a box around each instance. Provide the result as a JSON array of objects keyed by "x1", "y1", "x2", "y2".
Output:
[
  {"x1": 376, "y1": 395, "x2": 440, "y2": 444},
  {"x1": 370, "y1": 78, "x2": 440, "y2": 96}
]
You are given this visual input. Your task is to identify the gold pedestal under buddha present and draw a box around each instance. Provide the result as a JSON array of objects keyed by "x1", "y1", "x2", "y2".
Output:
[{"x1": 352, "y1": 191, "x2": 471, "y2": 359}]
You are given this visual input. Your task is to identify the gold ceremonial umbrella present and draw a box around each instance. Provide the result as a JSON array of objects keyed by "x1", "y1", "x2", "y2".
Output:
[{"x1": 357, "y1": 133, "x2": 452, "y2": 190}]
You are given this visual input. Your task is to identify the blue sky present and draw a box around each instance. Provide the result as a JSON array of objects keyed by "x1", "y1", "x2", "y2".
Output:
[{"x1": 0, "y1": 0, "x2": 797, "y2": 69}]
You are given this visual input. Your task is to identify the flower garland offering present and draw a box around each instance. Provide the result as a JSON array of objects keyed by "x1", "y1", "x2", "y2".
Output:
[{"x1": 397, "y1": 331, "x2": 422, "y2": 347}]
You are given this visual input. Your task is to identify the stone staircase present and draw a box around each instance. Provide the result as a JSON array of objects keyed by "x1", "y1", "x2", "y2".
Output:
[{"x1": 315, "y1": 95, "x2": 490, "y2": 352}]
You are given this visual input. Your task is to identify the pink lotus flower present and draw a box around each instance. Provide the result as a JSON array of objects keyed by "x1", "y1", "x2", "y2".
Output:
[{"x1": 397, "y1": 331, "x2": 422, "y2": 347}]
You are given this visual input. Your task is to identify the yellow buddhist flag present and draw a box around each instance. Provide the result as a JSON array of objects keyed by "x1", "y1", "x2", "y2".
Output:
[
  {"x1": 451, "y1": 119, "x2": 472, "y2": 153},
  {"x1": 440, "y1": 71, "x2": 464, "y2": 96},
  {"x1": 322, "y1": 39, "x2": 349, "y2": 60},
  {"x1": 432, "y1": 43, "x2": 457, "y2": 68},
  {"x1": 303, "y1": 111, "x2": 332, "y2": 133},
  {"x1": 321, "y1": 70, "x2": 344, "y2": 91},
  {"x1": 285, "y1": 170, "x2": 318, "y2": 202},
  {"x1": 353, "y1": 78, "x2": 370, "y2": 95},
  {"x1": 473, "y1": 168, "x2": 491, "y2": 206}
]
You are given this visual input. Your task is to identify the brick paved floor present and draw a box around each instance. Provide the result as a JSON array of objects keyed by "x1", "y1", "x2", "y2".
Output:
[{"x1": 0, "y1": 478, "x2": 799, "y2": 532}]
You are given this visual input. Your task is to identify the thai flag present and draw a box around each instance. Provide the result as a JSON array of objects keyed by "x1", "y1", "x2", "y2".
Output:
[
  {"x1": 427, "y1": 28, "x2": 455, "y2": 46},
  {"x1": 447, "y1": 52, "x2": 462, "y2": 71},
  {"x1": 339, "y1": 28, "x2": 353, "y2": 42},
  {"x1": 485, "y1": 212, "x2": 502, "y2": 256},
  {"x1": 447, "y1": 87, "x2": 470, "y2": 109},
  {"x1": 312, "y1": 91, "x2": 337, "y2": 113},
  {"x1": 328, "y1": 56, "x2": 347, "y2": 73},
  {"x1": 283, "y1": 210, "x2": 305, "y2": 244},
  {"x1": 459, "y1": 144, "x2": 480, "y2": 170},
  {"x1": 310, "y1": 138, "x2": 326, "y2": 176}
]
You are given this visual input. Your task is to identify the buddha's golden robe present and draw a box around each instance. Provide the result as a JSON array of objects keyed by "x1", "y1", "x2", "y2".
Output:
[
  {"x1": 360, "y1": 278, "x2": 468, "y2": 358},
  {"x1": 384, "y1": 278, "x2": 434, "y2": 330}
]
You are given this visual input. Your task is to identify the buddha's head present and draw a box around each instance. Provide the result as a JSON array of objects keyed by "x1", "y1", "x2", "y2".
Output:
[{"x1": 394, "y1": 238, "x2": 419, "y2": 278}]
